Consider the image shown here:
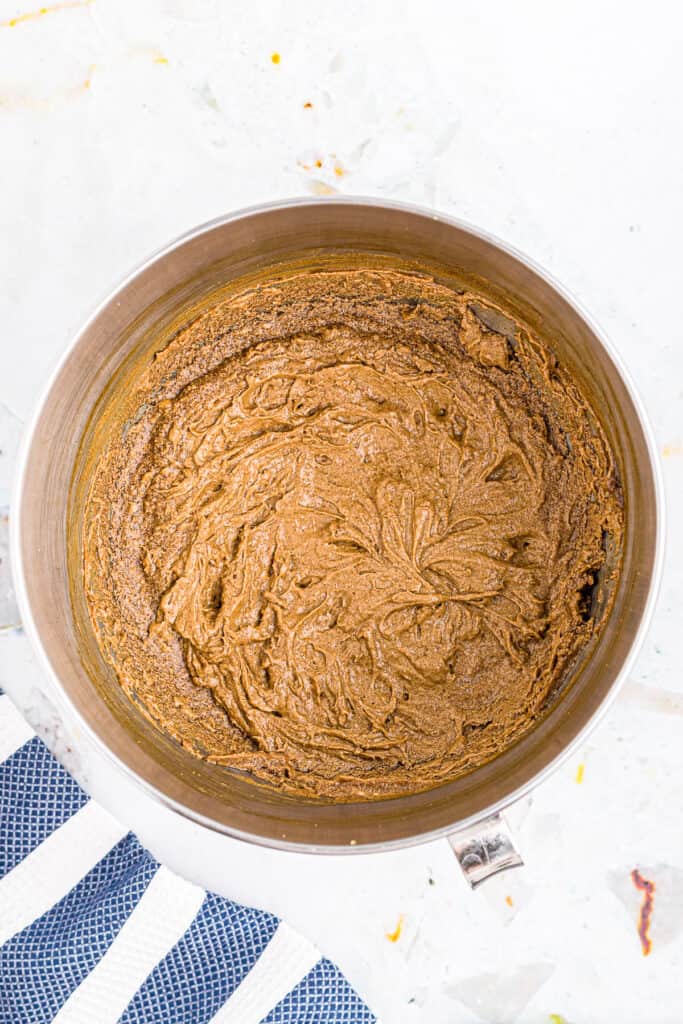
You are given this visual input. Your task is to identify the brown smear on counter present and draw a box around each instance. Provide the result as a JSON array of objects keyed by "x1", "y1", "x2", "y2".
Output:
[
  {"x1": 80, "y1": 260, "x2": 624, "y2": 802},
  {"x1": 631, "y1": 868, "x2": 655, "y2": 955}
]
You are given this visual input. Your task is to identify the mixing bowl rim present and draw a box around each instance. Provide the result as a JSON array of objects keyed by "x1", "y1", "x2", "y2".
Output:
[{"x1": 11, "y1": 196, "x2": 666, "y2": 853}]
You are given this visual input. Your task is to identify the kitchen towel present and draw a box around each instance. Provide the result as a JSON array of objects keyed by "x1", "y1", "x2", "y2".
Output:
[{"x1": 0, "y1": 689, "x2": 375, "y2": 1024}]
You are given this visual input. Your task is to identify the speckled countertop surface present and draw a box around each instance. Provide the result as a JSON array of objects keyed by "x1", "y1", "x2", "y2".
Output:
[{"x1": 1, "y1": 2, "x2": 682, "y2": 1021}]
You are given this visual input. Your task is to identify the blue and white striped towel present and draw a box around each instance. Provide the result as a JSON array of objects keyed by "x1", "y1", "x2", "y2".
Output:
[{"x1": 0, "y1": 690, "x2": 375, "y2": 1023}]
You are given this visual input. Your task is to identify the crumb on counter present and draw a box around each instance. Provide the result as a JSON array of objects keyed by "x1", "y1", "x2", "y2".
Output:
[
  {"x1": 271, "y1": 52, "x2": 281, "y2": 64},
  {"x1": 297, "y1": 157, "x2": 324, "y2": 172},
  {"x1": 385, "y1": 914, "x2": 404, "y2": 943}
]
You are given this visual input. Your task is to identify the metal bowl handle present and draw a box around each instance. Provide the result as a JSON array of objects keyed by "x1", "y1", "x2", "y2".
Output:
[{"x1": 448, "y1": 812, "x2": 523, "y2": 887}]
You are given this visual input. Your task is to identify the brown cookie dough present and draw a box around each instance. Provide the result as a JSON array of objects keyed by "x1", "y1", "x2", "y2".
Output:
[{"x1": 82, "y1": 266, "x2": 623, "y2": 800}]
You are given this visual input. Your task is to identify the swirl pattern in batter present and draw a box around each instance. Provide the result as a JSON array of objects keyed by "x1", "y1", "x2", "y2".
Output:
[{"x1": 83, "y1": 267, "x2": 623, "y2": 799}]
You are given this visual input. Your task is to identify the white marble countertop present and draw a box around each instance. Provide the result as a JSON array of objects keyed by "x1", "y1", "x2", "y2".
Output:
[{"x1": 1, "y1": 1, "x2": 682, "y2": 1021}]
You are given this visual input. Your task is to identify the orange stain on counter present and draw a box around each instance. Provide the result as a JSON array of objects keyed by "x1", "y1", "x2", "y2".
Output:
[
  {"x1": 631, "y1": 868, "x2": 655, "y2": 955},
  {"x1": 385, "y1": 914, "x2": 404, "y2": 942},
  {"x1": 271, "y1": 52, "x2": 281, "y2": 64},
  {"x1": 297, "y1": 158, "x2": 324, "y2": 172},
  {"x1": 303, "y1": 101, "x2": 313, "y2": 109},
  {"x1": 505, "y1": 895, "x2": 514, "y2": 908},
  {"x1": 308, "y1": 180, "x2": 337, "y2": 196},
  {"x1": 1, "y1": 0, "x2": 92, "y2": 29}
]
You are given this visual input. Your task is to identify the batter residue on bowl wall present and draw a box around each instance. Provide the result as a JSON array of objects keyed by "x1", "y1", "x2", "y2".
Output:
[{"x1": 82, "y1": 265, "x2": 623, "y2": 800}]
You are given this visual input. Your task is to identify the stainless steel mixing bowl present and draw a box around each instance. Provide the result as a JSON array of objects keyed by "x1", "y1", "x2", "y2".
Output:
[{"x1": 12, "y1": 199, "x2": 664, "y2": 872}]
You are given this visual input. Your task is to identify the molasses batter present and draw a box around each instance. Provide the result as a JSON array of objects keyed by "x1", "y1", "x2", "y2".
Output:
[{"x1": 83, "y1": 267, "x2": 623, "y2": 800}]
